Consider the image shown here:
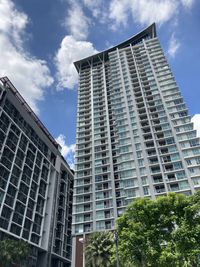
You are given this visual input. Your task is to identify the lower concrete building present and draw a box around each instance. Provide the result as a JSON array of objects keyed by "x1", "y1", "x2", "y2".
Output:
[{"x1": 0, "y1": 77, "x2": 73, "y2": 267}]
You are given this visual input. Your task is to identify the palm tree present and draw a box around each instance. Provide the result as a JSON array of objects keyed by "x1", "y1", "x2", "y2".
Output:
[{"x1": 85, "y1": 231, "x2": 114, "y2": 267}]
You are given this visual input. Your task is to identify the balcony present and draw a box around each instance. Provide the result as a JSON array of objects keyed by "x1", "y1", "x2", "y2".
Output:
[
  {"x1": 141, "y1": 122, "x2": 150, "y2": 128},
  {"x1": 147, "y1": 149, "x2": 157, "y2": 157},
  {"x1": 144, "y1": 135, "x2": 153, "y2": 141},
  {"x1": 155, "y1": 185, "x2": 165, "y2": 194},
  {"x1": 169, "y1": 183, "x2": 179, "y2": 192},
  {"x1": 162, "y1": 156, "x2": 171, "y2": 163},
  {"x1": 84, "y1": 224, "x2": 92, "y2": 233},
  {"x1": 146, "y1": 142, "x2": 155, "y2": 149},
  {"x1": 153, "y1": 175, "x2": 163, "y2": 183},
  {"x1": 151, "y1": 166, "x2": 161, "y2": 174},
  {"x1": 149, "y1": 158, "x2": 159, "y2": 165}
]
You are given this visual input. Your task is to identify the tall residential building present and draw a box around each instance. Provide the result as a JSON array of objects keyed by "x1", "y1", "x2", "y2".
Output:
[
  {"x1": 0, "y1": 77, "x2": 74, "y2": 267},
  {"x1": 72, "y1": 23, "x2": 200, "y2": 266}
]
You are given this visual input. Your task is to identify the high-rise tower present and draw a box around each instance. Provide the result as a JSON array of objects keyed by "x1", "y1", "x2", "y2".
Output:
[{"x1": 72, "y1": 24, "x2": 200, "y2": 266}]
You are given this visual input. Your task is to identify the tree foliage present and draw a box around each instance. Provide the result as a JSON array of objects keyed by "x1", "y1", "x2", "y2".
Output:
[
  {"x1": 85, "y1": 231, "x2": 114, "y2": 267},
  {"x1": 0, "y1": 238, "x2": 30, "y2": 267},
  {"x1": 117, "y1": 192, "x2": 200, "y2": 267}
]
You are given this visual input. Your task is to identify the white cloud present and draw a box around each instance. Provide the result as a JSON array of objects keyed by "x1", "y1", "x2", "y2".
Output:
[
  {"x1": 0, "y1": 0, "x2": 27, "y2": 46},
  {"x1": 0, "y1": 0, "x2": 53, "y2": 113},
  {"x1": 83, "y1": 0, "x2": 101, "y2": 17},
  {"x1": 0, "y1": 36, "x2": 53, "y2": 113},
  {"x1": 181, "y1": 0, "x2": 194, "y2": 8},
  {"x1": 65, "y1": 2, "x2": 90, "y2": 40},
  {"x1": 109, "y1": 0, "x2": 177, "y2": 28},
  {"x1": 191, "y1": 114, "x2": 200, "y2": 138},
  {"x1": 82, "y1": 0, "x2": 106, "y2": 21},
  {"x1": 108, "y1": 0, "x2": 195, "y2": 29},
  {"x1": 56, "y1": 134, "x2": 76, "y2": 169},
  {"x1": 168, "y1": 34, "x2": 180, "y2": 58},
  {"x1": 55, "y1": 35, "x2": 98, "y2": 89},
  {"x1": 109, "y1": 0, "x2": 129, "y2": 28}
]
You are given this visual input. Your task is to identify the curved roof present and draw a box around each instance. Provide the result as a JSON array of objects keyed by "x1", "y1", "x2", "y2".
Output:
[{"x1": 74, "y1": 23, "x2": 156, "y2": 71}]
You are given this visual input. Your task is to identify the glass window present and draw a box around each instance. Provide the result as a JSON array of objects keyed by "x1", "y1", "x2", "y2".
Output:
[
  {"x1": 140, "y1": 168, "x2": 146, "y2": 176},
  {"x1": 193, "y1": 177, "x2": 200, "y2": 185},
  {"x1": 176, "y1": 171, "x2": 185, "y2": 179},
  {"x1": 96, "y1": 192, "x2": 104, "y2": 200},
  {"x1": 10, "y1": 223, "x2": 21, "y2": 236},
  {"x1": 186, "y1": 159, "x2": 192, "y2": 166},
  {"x1": 190, "y1": 140, "x2": 199, "y2": 147},
  {"x1": 173, "y1": 162, "x2": 183, "y2": 170},
  {"x1": 119, "y1": 146, "x2": 130, "y2": 153},
  {"x1": 96, "y1": 211, "x2": 104, "y2": 219},
  {"x1": 96, "y1": 221, "x2": 105, "y2": 230},
  {"x1": 75, "y1": 224, "x2": 83, "y2": 234},
  {"x1": 0, "y1": 191, "x2": 4, "y2": 204},
  {"x1": 193, "y1": 148, "x2": 200, "y2": 155},
  {"x1": 120, "y1": 161, "x2": 134, "y2": 170},
  {"x1": 125, "y1": 189, "x2": 136, "y2": 197},
  {"x1": 135, "y1": 144, "x2": 141, "y2": 150},
  {"x1": 168, "y1": 146, "x2": 177, "y2": 153},
  {"x1": 171, "y1": 153, "x2": 180, "y2": 161},
  {"x1": 1, "y1": 206, "x2": 12, "y2": 220},
  {"x1": 96, "y1": 201, "x2": 104, "y2": 209},
  {"x1": 141, "y1": 177, "x2": 147, "y2": 185},
  {"x1": 7, "y1": 184, "x2": 17, "y2": 198},
  {"x1": 138, "y1": 159, "x2": 144, "y2": 167},
  {"x1": 123, "y1": 179, "x2": 134, "y2": 188},
  {"x1": 143, "y1": 186, "x2": 149, "y2": 195},
  {"x1": 120, "y1": 170, "x2": 135, "y2": 178},
  {"x1": 179, "y1": 181, "x2": 189, "y2": 190},
  {"x1": 196, "y1": 157, "x2": 200, "y2": 164}
]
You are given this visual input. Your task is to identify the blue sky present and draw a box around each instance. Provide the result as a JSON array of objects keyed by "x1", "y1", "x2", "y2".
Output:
[{"x1": 0, "y1": 0, "x2": 200, "y2": 167}]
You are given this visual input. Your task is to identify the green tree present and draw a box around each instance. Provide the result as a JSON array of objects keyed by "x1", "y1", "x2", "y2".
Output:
[
  {"x1": 85, "y1": 231, "x2": 114, "y2": 267},
  {"x1": 117, "y1": 192, "x2": 200, "y2": 267},
  {"x1": 0, "y1": 238, "x2": 30, "y2": 267}
]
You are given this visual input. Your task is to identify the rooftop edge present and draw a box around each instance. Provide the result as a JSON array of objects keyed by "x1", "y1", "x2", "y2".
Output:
[
  {"x1": 0, "y1": 76, "x2": 59, "y2": 150},
  {"x1": 74, "y1": 23, "x2": 156, "y2": 71}
]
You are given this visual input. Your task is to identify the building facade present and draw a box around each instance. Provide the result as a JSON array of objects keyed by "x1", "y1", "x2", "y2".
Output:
[
  {"x1": 0, "y1": 77, "x2": 73, "y2": 267},
  {"x1": 72, "y1": 23, "x2": 200, "y2": 266}
]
